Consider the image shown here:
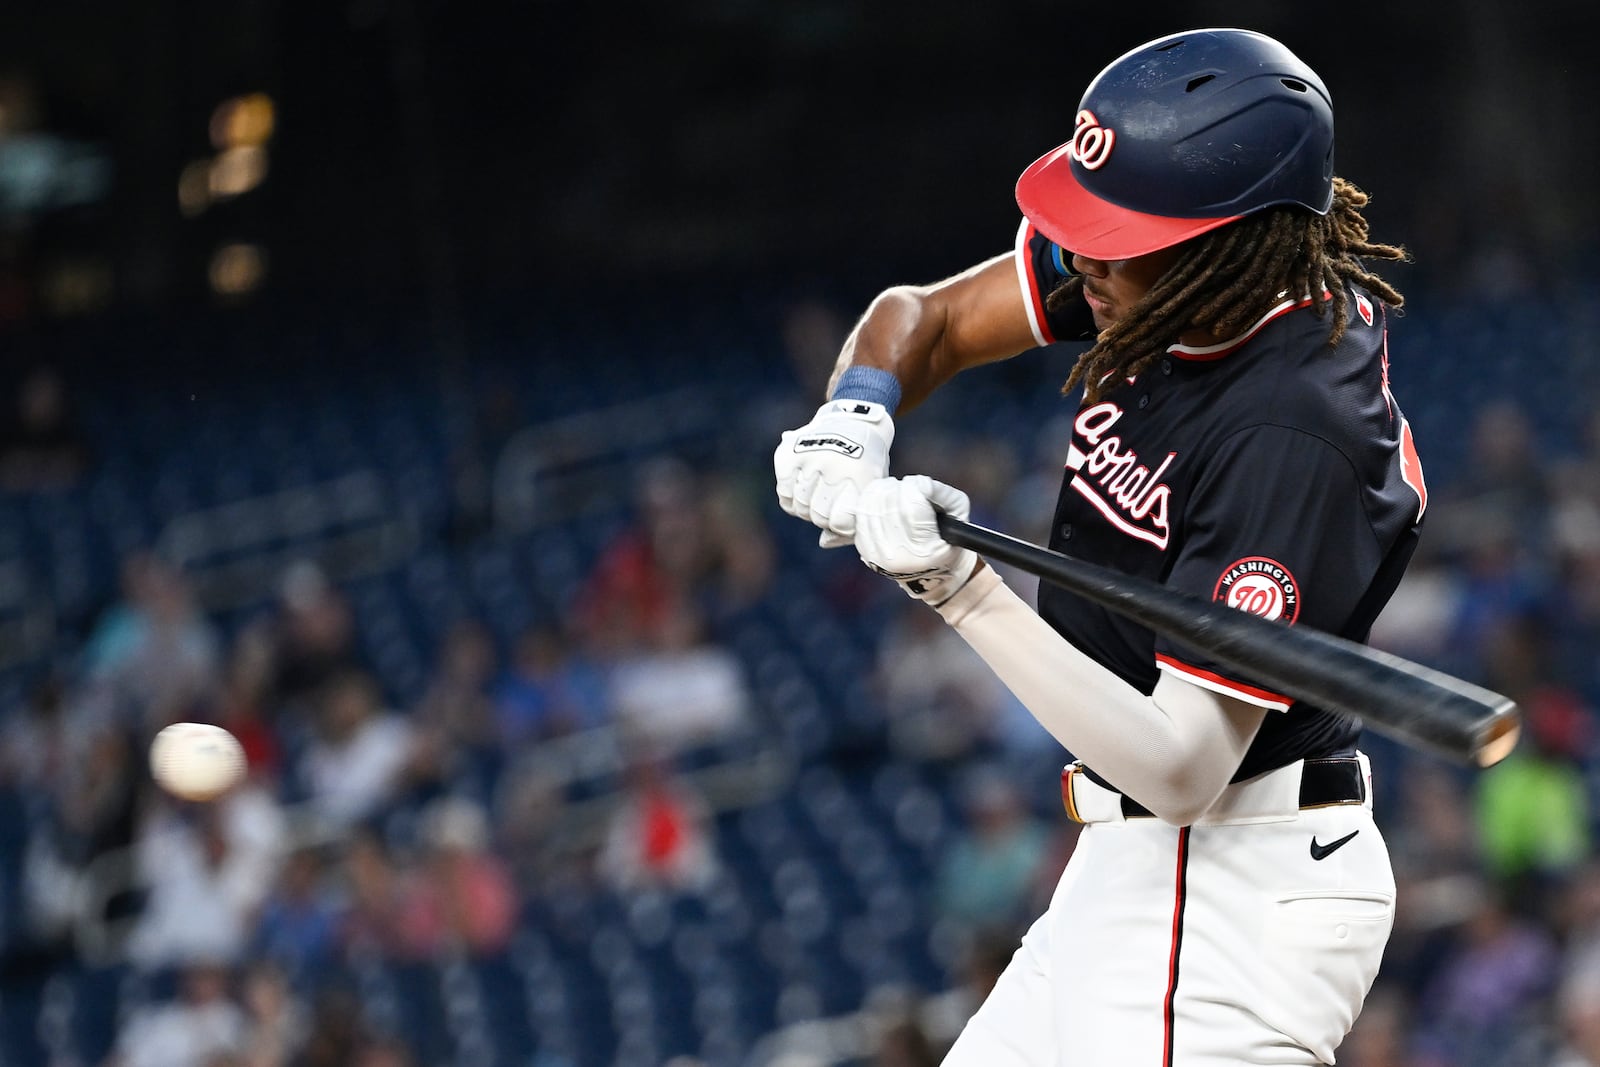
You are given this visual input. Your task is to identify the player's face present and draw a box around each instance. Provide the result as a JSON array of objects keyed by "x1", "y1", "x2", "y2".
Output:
[{"x1": 1072, "y1": 246, "x2": 1185, "y2": 331}]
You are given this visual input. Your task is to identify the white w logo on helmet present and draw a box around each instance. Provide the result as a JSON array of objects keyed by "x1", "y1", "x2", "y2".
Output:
[{"x1": 1070, "y1": 109, "x2": 1115, "y2": 170}]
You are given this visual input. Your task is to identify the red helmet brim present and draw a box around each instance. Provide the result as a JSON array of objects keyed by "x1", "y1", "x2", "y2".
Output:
[{"x1": 1015, "y1": 141, "x2": 1244, "y2": 261}]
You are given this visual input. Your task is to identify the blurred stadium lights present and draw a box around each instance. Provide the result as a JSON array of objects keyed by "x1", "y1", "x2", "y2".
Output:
[
  {"x1": 179, "y1": 94, "x2": 275, "y2": 297},
  {"x1": 0, "y1": 77, "x2": 112, "y2": 223},
  {"x1": 39, "y1": 259, "x2": 114, "y2": 315},
  {"x1": 208, "y1": 242, "x2": 266, "y2": 296},
  {"x1": 208, "y1": 144, "x2": 268, "y2": 199},
  {"x1": 209, "y1": 92, "x2": 275, "y2": 150},
  {"x1": 177, "y1": 159, "x2": 211, "y2": 217}
]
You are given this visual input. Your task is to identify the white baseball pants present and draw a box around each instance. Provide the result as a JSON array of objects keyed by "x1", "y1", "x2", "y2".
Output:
[{"x1": 943, "y1": 754, "x2": 1394, "y2": 1066}]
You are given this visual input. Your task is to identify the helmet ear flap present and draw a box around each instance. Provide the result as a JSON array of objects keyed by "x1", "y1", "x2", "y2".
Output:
[{"x1": 1049, "y1": 242, "x2": 1078, "y2": 278}]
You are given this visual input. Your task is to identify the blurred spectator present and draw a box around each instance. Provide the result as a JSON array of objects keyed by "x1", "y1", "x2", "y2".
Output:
[
  {"x1": 108, "y1": 962, "x2": 245, "y2": 1067},
  {"x1": 597, "y1": 750, "x2": 716, "y2": 895},
  {"x1": 338, "y1": 800, "x2": 517, "y2": 961},
  {"x1": 415, "y1": 619, "x2": 497, "y2": 746},
  {"x1": 338, "y1": 830, "x2": 407, "y2": 959},
  {"x1": 699, "y1": 477, "x2": 777, "y2": 623},
  {"x1": 269, "y1": 561, "x2": 359, "y2": 710},
  {"x1": 294, "y1": 984, "x2": 365, "y2": 1067},
  {"x1": 237, "y1": 961, "x2": 306, "y2": 1067},
  {"x1": 494, "y1": 761, "x2": 569, "y2": 894},
  {"x1": 5, "y1": 677, "x2": 80, "y2": 959},
  {"x1": 780, "y1": 298, "x2": 850, "y2": 400},
  {"x1": 1412, "y1": 880, "x2": 1558, "y2": 1065},
  {"x1": 1439, "y1": 519, "x2": 1549, "y2": 683},
  {"x1": 411, "y1": 618, "x2": 500, "y2": 791},
  {"x1": 1455, "y1": 401, "x2": 1552, "y2": 528},
  {"x1": 1554, "y1": 979, "x2": 1600, "y2": 1067},
  {"x1": 872, "y1": 1010, "x2": 941, "y2": 1067},
  {"x1": 1338, "y1": 983, "x2": 1416, "y2": 1067},
  {"x1": 923, "y1": 928, "x2": 1019, "y2": 1050},
  {"x1": 492, "y1": 622, "x2": 607, "y2": 746},
  {"x1": 576, "y1": 458, "x2": 706, "y2": 655},
  {"x1": 1367, "y1": 557, "x2": 1463, "y2": 665},
  {"x1": 391, "y1": 795, "x2": 517, "y2": 957},
  {"x1": 253, "y1": 846, "x2": 341, "y2": 979},
  {"x1": 448, "y1": 373, "x2": 526, "y2": 543},
  {"x1": 128, "y1": 783, "x2": 286, "y2": 969},
  {"x1": 1557, "y1": 864, "x2": 1600, "y2": 1066},
  {"x1": 607, "y1": 603, "x2": 749, "y2": 749},
  {"x1": 1549, "y1": 486, "x2": 1600, "y2": 705},
  {"x1": 1025, "y1": 822, "x2": 1081, "y2": 919},
  {"x1": 213, "y1": 625, "x2": 284, "y2": 781},
  {"x1": 1475, "y1": 687, "x2": 1592, "y2": 888},
  {"x1": 932, "y1": 768, "x2": 1049, "y2": 937},
  {"x1": 875, "y1": 604, "x2": 1042, "y2": 764},
  {"x1": 4, "y1": 671, "x2": 83, "y2": 797},
  {"x1": 300, "y1": 671, "x2": 415, "y2": 828},
  {"x1": 1380, "y1": 766, "x2": 1483, "y2": 992},
  {"x1": 350, "y1": 1036, "x2": 418, "y2": 1067},
  {"x1": 82, "y1": 552, "x2": 220, "y2": 727},
  {"x1": 573, "y1": 460, "x2": 766, "y2": 751},
  {"x1": 576, "y1": 458, "x2": 772, "y2": 654},
  {"x1": 21, "y1": 719, "x2": 142, "y2": 952},
  {"x1": 0, "y1": 364, "x2": 90, "y2": 491}
]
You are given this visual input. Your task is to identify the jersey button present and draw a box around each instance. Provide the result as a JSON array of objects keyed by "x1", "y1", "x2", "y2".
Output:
[
  {"x1": 1161, "y1": 360, "x2": 1173, "y2": 375},
  {"x1": 1138, "y1": 395, "x2": 1150, "y2": 409},
  {"x1": 1058, "y1": 523, "x2": 1073, "y2": 540}
]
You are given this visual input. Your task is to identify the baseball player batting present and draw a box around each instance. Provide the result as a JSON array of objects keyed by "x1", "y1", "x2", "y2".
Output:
[{"x1": 774, "y1": 28, "x2": 1425, "y2": 1066}]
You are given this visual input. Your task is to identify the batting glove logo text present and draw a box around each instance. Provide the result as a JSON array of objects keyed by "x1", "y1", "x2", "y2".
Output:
[{"x1": 794, "y1": 434, "x2": 864, "y2": 458}]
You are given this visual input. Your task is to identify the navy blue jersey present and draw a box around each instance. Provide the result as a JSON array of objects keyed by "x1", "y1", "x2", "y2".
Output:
[{"x1": 1013, "y1": 219, "x2": 1428, "y2": 787}]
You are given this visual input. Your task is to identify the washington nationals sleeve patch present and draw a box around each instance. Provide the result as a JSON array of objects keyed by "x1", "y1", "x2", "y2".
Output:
[{"x1": 1214, "y1": 557, "x2": 1300, "y2": 623}]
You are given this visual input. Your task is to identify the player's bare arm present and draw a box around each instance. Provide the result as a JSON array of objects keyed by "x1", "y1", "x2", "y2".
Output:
[
  {"x1": 827, "y1": 253, "x2": 1041, "y2": 413},
  {"x1": 775, "y1": 253, "x2": 1042, "y2": 545}
]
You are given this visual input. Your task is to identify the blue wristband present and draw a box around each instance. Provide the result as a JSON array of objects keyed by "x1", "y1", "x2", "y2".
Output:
[{"x1": 831, "y1": 365, "x2": 902, "y2": 412}]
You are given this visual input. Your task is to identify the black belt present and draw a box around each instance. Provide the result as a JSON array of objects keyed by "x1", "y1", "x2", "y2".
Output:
[{"x1": 1117, "y1": 757, "x2": 1366, "y2": 819}]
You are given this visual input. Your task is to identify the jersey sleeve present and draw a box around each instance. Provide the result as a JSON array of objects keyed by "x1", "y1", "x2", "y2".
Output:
[
  {"x1": 1153, "y1": 424, "x2": 1387, "y2": 711},
  {"x1": 1013, "y1": 219, "x2": 1094, "y2": 347}
]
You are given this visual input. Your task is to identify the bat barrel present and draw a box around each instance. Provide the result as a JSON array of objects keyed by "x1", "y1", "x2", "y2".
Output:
[{"x1": 935, "y1": 513, "x2": 1521, "y2": 767}]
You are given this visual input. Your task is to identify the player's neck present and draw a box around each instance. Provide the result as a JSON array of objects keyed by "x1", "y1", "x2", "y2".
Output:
[{"x1": 1177, "y1": 326, "x2": 1225, "y2": 348}]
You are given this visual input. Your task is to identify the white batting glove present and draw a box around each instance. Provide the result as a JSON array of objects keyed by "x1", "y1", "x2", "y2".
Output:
[
  {"x1": 774, "y1": 399, "x2": 894, "y2": 548},
  {"x1": 854, "y1": 476, "x2": 978, "y2": 606}
]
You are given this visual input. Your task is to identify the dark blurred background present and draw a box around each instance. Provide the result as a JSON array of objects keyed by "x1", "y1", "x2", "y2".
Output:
[
  {"x1": 1, "y1": 3, "x2": 1599, "y2": 1067},
  {"x1": 3, "y1": 0, "x2": 1597, "y2": 311}
]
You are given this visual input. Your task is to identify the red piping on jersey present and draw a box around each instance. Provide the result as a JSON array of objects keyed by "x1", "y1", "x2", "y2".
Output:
[
  {"x1": 1165, "y1": 291, "x2": 1334, "y2": 362},
  {"x1": 1017, "y1": 221, "x2": 1059, "y2": 345},
  {"x1": 1154, "y1": 653, "x2": 1294, "y2": 709},
  {"x1": 1161, "y1": 826, "x2": 1191, "y2": 1067}
]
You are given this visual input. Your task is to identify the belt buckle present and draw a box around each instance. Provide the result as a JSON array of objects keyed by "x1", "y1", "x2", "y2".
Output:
[{"x1": 1060, "y1": 762, "x2": 1086, "y2": 824}]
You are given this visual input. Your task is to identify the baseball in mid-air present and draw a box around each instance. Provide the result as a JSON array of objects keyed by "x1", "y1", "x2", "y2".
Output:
[{"x1": 149, "y1": 722, "x2": 247, "y2": 802}]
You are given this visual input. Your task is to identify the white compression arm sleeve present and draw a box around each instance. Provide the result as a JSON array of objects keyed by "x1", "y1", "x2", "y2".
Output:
[{"x1": 936, "y1": 565, "x2": 1267, "y2": 825}]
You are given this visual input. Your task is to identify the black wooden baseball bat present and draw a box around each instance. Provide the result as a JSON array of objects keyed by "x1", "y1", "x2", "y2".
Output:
[{"x1": 935, "y1": 514, "x2": 1521, "y2": 767}]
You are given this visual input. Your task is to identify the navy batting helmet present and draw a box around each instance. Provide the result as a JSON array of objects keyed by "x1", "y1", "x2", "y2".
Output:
[{"x1": 1016, "y1": 28, "x2": 1335, "y2": 261}]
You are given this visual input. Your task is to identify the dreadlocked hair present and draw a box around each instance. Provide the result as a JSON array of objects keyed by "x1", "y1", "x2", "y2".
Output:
[{"x1": 1047, "y1": 177, "x2": 1407, "y2": 403}]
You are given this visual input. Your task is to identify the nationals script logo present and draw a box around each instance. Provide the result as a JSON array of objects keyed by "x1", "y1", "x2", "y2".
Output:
[
  {"x1": 1066, "y1": 402, "x2": 1174, "y2": 548},
  {"x1": 1214, "y1": 557, "x2": 1301, "y2": 623}
]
